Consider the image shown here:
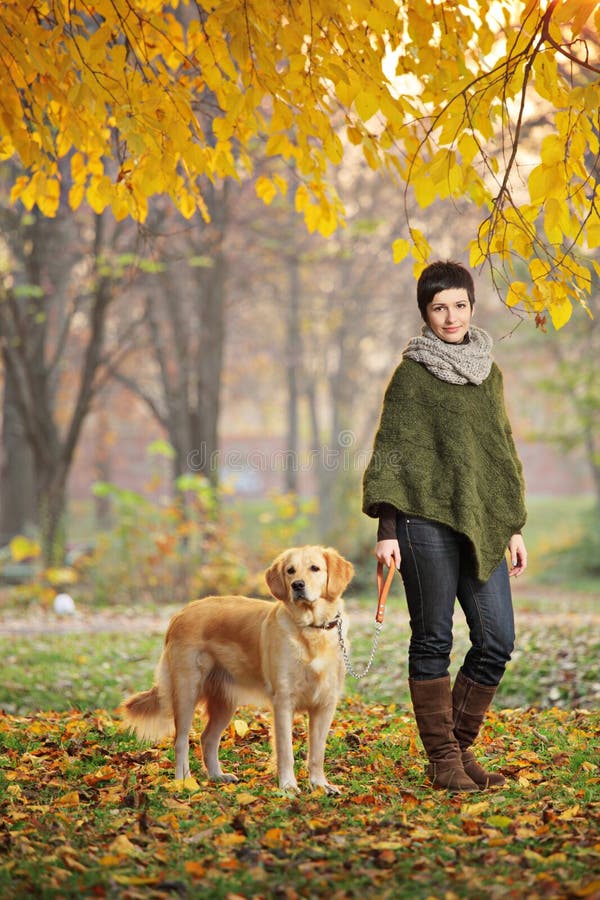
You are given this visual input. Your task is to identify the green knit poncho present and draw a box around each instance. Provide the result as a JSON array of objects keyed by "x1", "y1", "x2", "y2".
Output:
[{"x1": 362, "y1": 358, "x2": 527, "y2": 581}]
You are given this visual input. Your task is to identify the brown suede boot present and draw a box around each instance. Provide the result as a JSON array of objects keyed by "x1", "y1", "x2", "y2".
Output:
[
  {"x1": 452, "y1": 670, "x2": 506, "y2": 788},
  {"x1": 409, "y1": 676, "x2": 478, "y2": 792}
]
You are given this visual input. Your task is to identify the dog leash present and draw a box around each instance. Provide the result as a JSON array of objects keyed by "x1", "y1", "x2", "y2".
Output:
[{"x1": 337, "y1": 561, "x2": 397, "y2": 679}]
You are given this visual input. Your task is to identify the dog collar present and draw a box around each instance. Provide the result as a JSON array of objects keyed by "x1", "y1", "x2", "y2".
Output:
[{"x1": 307, "y1": 613, "x2": 341, "y2": 631}]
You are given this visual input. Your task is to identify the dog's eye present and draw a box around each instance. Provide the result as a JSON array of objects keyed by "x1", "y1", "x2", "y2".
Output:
[
  {"x1": 286, "y1": 566, "x2": 296, "y2": 575},
  {"x1": 310, "y1": 565, "x2": 320, "y2": 572}
]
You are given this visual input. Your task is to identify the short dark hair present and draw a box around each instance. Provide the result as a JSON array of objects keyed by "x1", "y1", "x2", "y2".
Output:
[{"x1": 416, "y1": 261, "x2": 475, "y2": 321}]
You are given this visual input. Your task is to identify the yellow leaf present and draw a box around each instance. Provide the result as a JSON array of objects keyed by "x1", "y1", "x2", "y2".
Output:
[
  {"x1": 56, "y1": 791, "x2": 80, "y2": 807},
  {"x1": 458, "y1": 132, "x2": 480, "y2": 166},
  {"x1": 540, "y1": 133, "x2": 565, "y2": 166},
  {"x1": 461, "y1": 800, "x2": 490, "y2": 816},
  {"x1": 233, "y1": 719, "x2": 249, "y2": 738},
  {"x1": 68, "y1": 182, "x2": 85, "y2": 210},
  {"x1": 0, "y1": 135, "x2": 15, "y2": 160},
  {"x1": 83, "y1": 765, "x2": 118, "y2": 785},
  {"x1": 9, "y1": 176, "x2": 30, "y2": 206},
  {"x1": 176, "y1": 190, "x2": 196, "y2": 219},
  {"x1": 412, "y1": 172, "x2": 437, "y2": 207},
  {"x1": 586, "y1": 218, "x2": 600, "y2": 248},
  {"x1": 295, "y1": 183, "x2": 309, "y2": 213},
  {"x1": 569, "y1": 0, "x2": 598, "y2": 36},
  {"x1": 255, "y1": 176, "x2": 277, "y2": 205},
  {"x1": 469, "y1": 239, "x2": 487, "y2": 268},
  {"x1": 236, "y1": 792, "x2": 259, "y2": 806},
  {"x1": 108, "y1": 835, "x2": 137, "y2": 856},
  {"x1": 266, "y1": 132, "x2": 293, "y2": 158},
  {"x1": 262, "y1": 827, "x2": 284, "y2": 848},
  {"x1": 506, "y1": 281, "x2": 528, "y2": 308},
  {"x1": 86, "y1": 175, "x2": 113, "y2": 215},
  {"x1": 548, "y1": 297, "x2": 572, "y2": 330},
  {"x1": 99, "y1": 854, "x2": 124, "y2": 867},
  {"x1": 528, "y1": 165, "x2": 551, "y2": 203},
  {"x1": 392, "y1": 238, "x2": 410, "y2": 263},
  {"x1": 335, "y1": 74, "x2": 361, "y2": 107},
  {"x1": 355, "y1": 90, "x2": 379, "y2": 122},
  {"x1": 412, "y1": 259, "x2": 428, "y2": 279},
  {"x1": 10, "y1": 535, "x2": 41, "y2": 562},
  {"x1": 40, "y1": 179, "x2": 60, "y2": 216},
  {"x1": 544, "y1": 197, "x2": 570, "y2": 245},
  {"x1": 486, "y1": 815, "x2": 512, "y2": 829},
  {"x1": 448, "y1": 163, "x2": 463, "y2": 195},
  {"x1": 370, "y1": 840, "x2": 405, "y2": 851},
  {"x1": 184, "y1": 861, "x2": 207, "y2": 877},
  {"x1": 558, "y1": 804, "x2": 582, "y2": 820},
  {"x1": 572, "y1": 880, "x2": 600, "y2": 897},
  {"x1": 45, "y1": 567, "x2": 78, "y2": 586},
  {"x1": 346, "y1": 125, "x2": 363, "y2": 146},
  {"x1": 410, "y1": 228, "x2": 431, "y2": 263},
  {"x1": 324, "y1": 132, "x2": 343, "y2": 165},
  {"x1": 530, "y1": 258, "x2": 551, "y2": 282},
  {"x1": 168, "y1": 776, "x2": 201, "y2": 792},
  {"x1": 215, "y1": 832, "x2": 247, "y2": 847}
]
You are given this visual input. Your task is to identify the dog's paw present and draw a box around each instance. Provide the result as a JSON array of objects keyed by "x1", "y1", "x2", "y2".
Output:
[
  {"x1": 210, "y1": 772, "x2": 239, "y2": 784},
  {"x1": 278, "y1": 779, "x2": 301, "y2": 795},
  {"x1": 310, "y1": 779, "x2": 341, "y2": 796},
  {"x1": 324, "y1": 783, "x2": 342, "y2": 796}
]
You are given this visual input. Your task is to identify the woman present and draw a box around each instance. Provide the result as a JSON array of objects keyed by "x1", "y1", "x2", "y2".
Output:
[{"x1": 362, "y1": 260, "x2": 527, "y2": 792}]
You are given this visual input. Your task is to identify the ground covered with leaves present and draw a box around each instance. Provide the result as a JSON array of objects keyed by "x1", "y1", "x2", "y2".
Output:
[
  {"x1": 0, "y1": 588, "x2": 599, "y2": 898},
  {"x1": 0, "y1": 701, "x2": 598, "y2": 900}
]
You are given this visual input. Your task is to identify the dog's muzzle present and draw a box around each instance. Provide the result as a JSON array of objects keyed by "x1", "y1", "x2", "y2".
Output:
[{"x1": 291, "y1": 580, "x2": 312, "y2": 602}]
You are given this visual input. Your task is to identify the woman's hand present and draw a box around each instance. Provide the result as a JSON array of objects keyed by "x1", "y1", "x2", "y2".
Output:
[
  {"x1": 375, "y1": 539, "x2": 401, "y2": 570},
  {"x1": 508, "y1": 534, "x2": 527, "y2": 577}
]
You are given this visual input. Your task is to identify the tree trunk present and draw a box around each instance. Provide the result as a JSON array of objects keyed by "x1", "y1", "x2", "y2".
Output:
[
  {"x1": 93, "y1": 406, "x2": 113, "y2": 529},
  {"x1": 0, "y1": 209, "x2": 114, "y2": 564},
  {"x1": 37, "y1": 468, "x2": 68, "y2": 566},
  {"x1": 285, "y1": 254, "x2": 301, "y2": 494},
  {"x1": 0, "y1": 366, "x2": 36, "y2": 545},
  {"x1": 193, "y1": 224, "x2": 226, "y2": 487}
]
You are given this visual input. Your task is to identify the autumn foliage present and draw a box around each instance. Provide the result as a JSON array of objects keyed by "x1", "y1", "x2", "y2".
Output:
[
  {"x1": 1, "y1": 0, "x2": 599, "y2": 327},
  {"x1": 1, "y1": 701, "x2": 599, "y2": 898}
]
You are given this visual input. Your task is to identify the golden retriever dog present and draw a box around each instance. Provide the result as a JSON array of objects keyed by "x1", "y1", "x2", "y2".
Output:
[{"x1": 122, "y1": 546, "x2": 354, "y2": 794}]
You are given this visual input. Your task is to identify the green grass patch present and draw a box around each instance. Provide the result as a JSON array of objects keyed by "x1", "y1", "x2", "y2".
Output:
[
  {"x1": 0, "y1": 631, "x2": 162, "y2": 716},
  {"x1": 521, "y1": 495, "x2": 599, "y2": 591},
  {"x1": 1, "y1": 593, "x2": 599, "y2": 716}
]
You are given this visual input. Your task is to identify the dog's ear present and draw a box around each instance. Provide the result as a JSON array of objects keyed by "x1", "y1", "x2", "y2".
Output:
[
  {"x1": 265, "y1": 553, "x2": 288, "y2": 602},
  {"x1": 323, "y1": 548, "x2": 354, "y2": 600}
]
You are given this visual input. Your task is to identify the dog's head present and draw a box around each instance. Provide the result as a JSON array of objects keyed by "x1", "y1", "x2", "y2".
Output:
[{"x1": 265, "y1": 546, "x2": 354, "y2": 610}]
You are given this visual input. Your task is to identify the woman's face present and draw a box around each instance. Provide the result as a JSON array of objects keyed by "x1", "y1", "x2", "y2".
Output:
[{"x1": 425, "y1": 288, "x2": 473, "y2": 343}]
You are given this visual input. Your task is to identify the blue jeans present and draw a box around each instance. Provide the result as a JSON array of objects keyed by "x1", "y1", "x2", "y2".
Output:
[{"x1": 397, "y1": 514, "x2": 514, "y2": 686}]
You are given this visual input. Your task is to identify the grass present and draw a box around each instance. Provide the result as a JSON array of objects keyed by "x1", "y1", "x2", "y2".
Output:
[
  {"x1": 0, "y1": 631, "x2": 162, "y2": 715},
  {"x1": 520, "y1": 494, "x2": 599, "y2": 591},
  {"x1": 1, "y1": 583, "x2": 598, "y2": 716}
]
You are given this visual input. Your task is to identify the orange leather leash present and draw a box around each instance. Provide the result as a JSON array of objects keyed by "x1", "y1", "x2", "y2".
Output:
[
  {"x1": 376, "y1": 560, "x2": 397, "y2": 624},
  {"x1": 337, "y1": 560, "x2": 397, "y2": 678}
]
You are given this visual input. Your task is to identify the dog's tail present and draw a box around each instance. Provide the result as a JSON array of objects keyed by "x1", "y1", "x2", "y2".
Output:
[{"x1": 121, "y1": 651, "x2": 173, "y2": 742}]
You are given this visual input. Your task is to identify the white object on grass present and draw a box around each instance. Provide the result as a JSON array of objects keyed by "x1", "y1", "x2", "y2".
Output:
[{"x1": 53, "y1": 593, "x2": 76, "y2": 615}]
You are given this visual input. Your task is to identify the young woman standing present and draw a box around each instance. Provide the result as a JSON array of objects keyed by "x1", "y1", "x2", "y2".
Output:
[{"x1": 362, "y1": 260, "x2": 527, "y2": 792}]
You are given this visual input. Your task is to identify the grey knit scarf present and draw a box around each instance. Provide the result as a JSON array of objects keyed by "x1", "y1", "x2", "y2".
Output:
[{"x1": 402, "y1": 325, "x2": 493, "y2": 385}]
